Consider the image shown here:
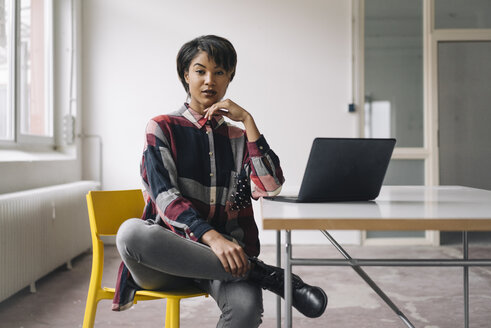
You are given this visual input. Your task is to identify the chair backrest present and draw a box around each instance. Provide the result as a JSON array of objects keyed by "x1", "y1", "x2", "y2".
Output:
[{"x1": 86, "y1": 189, "x2": 145, "y2": 236}]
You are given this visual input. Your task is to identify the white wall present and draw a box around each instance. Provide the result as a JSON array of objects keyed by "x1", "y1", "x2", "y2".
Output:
[{"x1": 82, "y1": 0, "x2": 360, "y2": 244}]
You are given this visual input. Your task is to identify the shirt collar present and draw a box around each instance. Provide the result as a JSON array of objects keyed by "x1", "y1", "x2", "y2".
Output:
[{"x1": 182, "y1": 103, "x2": 225, "y2": 129}]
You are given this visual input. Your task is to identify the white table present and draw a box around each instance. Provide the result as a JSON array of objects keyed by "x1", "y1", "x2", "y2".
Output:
[{"x1": 261, "y1": 186, "x2": 491, "y2": 328}]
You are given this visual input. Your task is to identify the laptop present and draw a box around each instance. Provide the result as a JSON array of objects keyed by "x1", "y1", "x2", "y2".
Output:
[{"x1": 270, "y1": 138, "x2": 396, "y2": 203}]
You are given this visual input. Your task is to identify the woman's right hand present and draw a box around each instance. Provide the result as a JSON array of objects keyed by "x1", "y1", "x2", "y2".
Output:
[{"x1": 200, "y1": 229, "x2": 250, "y2": 277}]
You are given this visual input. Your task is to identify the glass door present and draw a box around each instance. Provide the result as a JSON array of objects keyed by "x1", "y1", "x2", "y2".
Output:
[
  {"x1": 357, "y1": 0, "x2": 491, "y2": 245},
  {"x1": 438, "y1": 41, "x2": 491, "y2": 244},
  {"x1": 363, "y1": 0, "x2": 426, "y2": 242}
]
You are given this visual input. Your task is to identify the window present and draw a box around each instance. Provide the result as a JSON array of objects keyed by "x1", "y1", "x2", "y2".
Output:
[
  {"x1": 364, "y1": 0, "x2": 424, "y2": 147},
  {"x1": 0, "y1": 0, "x2": 53, "y2": 146},
  {"x1": 435, "y1": 0, "x2": 491, "y2": 29},
  {"x1": 0, "y1": 0, "x2": 13, "y2": 140}
]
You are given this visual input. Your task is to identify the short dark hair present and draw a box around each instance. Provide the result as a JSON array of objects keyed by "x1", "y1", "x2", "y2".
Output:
[{"x1": 177, "y1": 35, "x2": 237, "y2": 94}]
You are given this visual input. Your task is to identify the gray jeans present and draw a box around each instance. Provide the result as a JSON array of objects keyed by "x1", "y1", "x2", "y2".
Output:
[{"x1": 116, "y1": 218, "x2": 263, "y2": 328}]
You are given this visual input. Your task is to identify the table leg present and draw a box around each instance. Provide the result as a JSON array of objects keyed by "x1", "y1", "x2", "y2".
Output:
[
  {"x1": 463, "y1": 231, "x2": 469, "y2": 328},
  {"x1": 320, "y1": 230, "x2": 415, "y2": 328},
  {"x1": 276, "y1": 230, "x2": 282, "y2": 328},
  {"x1": 285, "y1": 230, "x2": 293, "y2": 328}
]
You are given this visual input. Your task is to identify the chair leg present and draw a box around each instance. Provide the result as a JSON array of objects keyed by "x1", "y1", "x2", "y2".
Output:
[
  {"x1": 84, "y1": 236, "x2": 105, "y2": 328},
  {"x1": 165, "y1": 301, "x2": 170, "y2": 328},
  {"x1": 165, "y1": 298, "x2": 181, "y2": 328},
  {"x1": 83, "y1": 291, "x2": 99, "y2": 328}
]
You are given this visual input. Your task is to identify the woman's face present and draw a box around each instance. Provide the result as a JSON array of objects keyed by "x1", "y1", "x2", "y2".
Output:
[{"x1": 184, "y1": 51, "x2": 232, "y2": 113}]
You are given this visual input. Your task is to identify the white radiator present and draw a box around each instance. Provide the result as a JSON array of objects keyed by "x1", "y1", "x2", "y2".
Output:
[{"x1": 0, "y1": 181, "x2": 100, "y2": 302}]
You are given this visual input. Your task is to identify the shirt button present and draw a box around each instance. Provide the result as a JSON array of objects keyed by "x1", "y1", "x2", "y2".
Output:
[
  {"x1": 210, "y1": 173, "x2": 214, "y2": 177},
  {"x1": 259, "y1": 146, "x2": 264, "y2": 150},
  {"x1": 209, "y1": 152, "x2": 213, "y2": 156},
  {"x1": 211, "y1": 198, "x2": 215, "y2": 203},
  {"x1": 190, "y1": 232, "x2": 195, "y2": 237}
]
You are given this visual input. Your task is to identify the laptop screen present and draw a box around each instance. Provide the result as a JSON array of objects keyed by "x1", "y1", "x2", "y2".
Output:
[{"x1": 297, "y1": 138, "x2": 396, "y2": 202}]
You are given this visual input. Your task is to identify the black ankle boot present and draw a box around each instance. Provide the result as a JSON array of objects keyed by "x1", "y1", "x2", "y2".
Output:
[{"x1": 248, "y1": 258, "x2": 327, "y2": 318}]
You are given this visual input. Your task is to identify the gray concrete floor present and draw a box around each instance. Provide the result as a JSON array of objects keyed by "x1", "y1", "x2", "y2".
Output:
[{"x1": 1, "y1": 243, "x2": 491, "y2": 328}]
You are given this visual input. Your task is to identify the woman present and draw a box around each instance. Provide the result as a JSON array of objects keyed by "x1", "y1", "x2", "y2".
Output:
[{"x1": 114, "y1": 35, "x2": 327, "y2": 327}]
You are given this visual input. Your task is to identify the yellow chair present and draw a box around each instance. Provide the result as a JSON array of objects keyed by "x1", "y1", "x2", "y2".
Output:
[{"x1": 83, "y1": 189, "x2": 208, "y2": 328}]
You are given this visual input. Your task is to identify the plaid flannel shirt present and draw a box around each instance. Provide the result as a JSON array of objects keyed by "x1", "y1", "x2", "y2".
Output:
[{"x1": 112, "y1": 104, "x2": 284, "y2": 310}]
